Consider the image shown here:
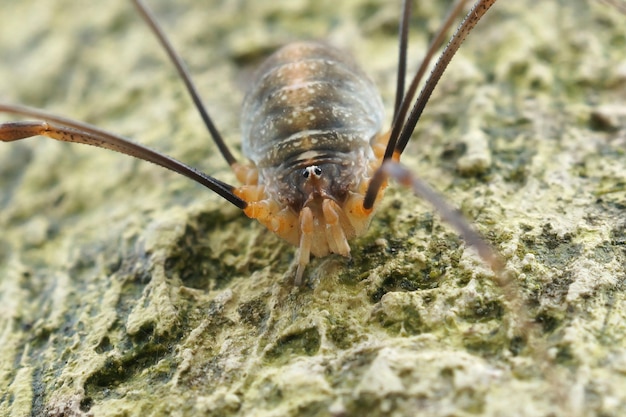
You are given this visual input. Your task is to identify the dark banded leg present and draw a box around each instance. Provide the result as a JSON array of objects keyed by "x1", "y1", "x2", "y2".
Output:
[{"x1": 0, "y1": 103, "x2": 246, "y2": 209}]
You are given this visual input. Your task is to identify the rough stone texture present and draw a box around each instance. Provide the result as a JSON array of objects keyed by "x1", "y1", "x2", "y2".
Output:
[{"x1": 1, "y1": 0, "x2": 625, "y2": 416}]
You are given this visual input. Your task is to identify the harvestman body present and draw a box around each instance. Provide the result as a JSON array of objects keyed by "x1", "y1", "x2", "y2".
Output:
[{"x1": 0, "y1": 0, "x2": 501, "y2": 285}]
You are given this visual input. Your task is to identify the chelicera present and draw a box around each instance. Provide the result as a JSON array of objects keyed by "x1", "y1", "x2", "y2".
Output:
[{"x1": 0, "y1": 0, "x2": 501, "y2": 284}]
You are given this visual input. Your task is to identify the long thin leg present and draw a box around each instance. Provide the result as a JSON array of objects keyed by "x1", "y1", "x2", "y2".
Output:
[
  {"x1": 0, "y1": 103, "x2": 246, "y2": 209},
  {"x1": 366, "y1": 0, "x2": 497, "y2": 209},
  {"x1": 385, "y1": 0, "x2": 470, "y2": 161},
  {"x1": 392, "y1": 0, "x2": 411, "y2": 121},
  {"x1": 393, "y1": 0, "x2": 498, "y2": 156},
  {"x1": 131, "y1": 0, "x2": 238, "y2": 166},
  {"x1": 597, "y1": 0, "x2": 626, "y2": 14},
  {"x1": 373, "y1": 160, "x2": 535, "y2": 338},
  {"x1": 375, "y1": 160, "x2": 503, "y2": 272}
]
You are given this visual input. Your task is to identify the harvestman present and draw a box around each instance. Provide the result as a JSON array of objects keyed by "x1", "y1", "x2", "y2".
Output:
[{"x1": 0, "y1": 0, "x2": 503, "y2": 286}]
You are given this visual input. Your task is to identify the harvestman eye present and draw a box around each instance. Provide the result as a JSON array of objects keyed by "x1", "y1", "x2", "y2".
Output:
[
  {"x1": 303, "y1": 166, "x2": 323, "y2": 179},
  {"x1": 0, "y1": 0, "x2": 501, "y2": 286}
]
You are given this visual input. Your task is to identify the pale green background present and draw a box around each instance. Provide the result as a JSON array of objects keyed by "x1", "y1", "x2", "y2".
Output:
[{"x1": 0, "y1": 0, "x2": 625, "y2": 416}]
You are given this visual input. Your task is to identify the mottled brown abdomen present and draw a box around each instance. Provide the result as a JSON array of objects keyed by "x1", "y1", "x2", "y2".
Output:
[
  {"x1": 241, "y1": 41, "x2": 384, "y2": 172},
  {"x1": 236, "y1": 41, "x2": 388, "y2": 274}
]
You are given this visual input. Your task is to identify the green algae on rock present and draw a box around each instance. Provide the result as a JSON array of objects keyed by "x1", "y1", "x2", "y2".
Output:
[{"x1": 1, "y1": 0, "x2": 625, "y2": 416}]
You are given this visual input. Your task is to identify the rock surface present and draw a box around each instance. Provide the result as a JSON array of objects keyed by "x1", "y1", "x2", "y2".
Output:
[{"x1": 1, "y1": 0, "x2": 625, "y2": 416}]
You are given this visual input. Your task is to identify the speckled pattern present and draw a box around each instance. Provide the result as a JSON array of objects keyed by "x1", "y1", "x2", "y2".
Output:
[
  {"x1": 0, "y1": 1, "x2": 625, "y2": 416},
  {"x1": 241, "y1": 41, "x2": 383, "y2": 169}
]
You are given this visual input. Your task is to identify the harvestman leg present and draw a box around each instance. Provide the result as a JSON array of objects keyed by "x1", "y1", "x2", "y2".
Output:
[
  {"x1": 0, "y1": 104, "x2": 246, "y2": 209},
  {"x1": 367, "y1": 0, "x2": 533, "y2": 337},
  {"x1": 365, "y1": 0, "x2": 500, "y2": 267},
  {"x1": 0, "y1": 0, "x2": 250, "y2": 207},
  {"x1": 131, "y1": 0, "x2": 239, "y2": 167}
]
